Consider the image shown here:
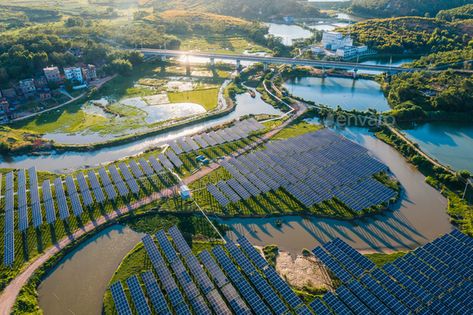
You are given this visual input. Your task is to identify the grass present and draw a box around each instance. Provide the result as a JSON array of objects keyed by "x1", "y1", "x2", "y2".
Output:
[
  {"x1": 168, "y1": 87, "x2": 219, "y2": 111},
  {"x1": 364, "y1": 251, "x2": 407, "y2": 268},
  {"x1": 179, "y1": 36, "x2": 271, "y2": 55},
  {"x1": 262, "y1": 244, "x2": 279, "y2": 267},
  {"x1": 272, "y1": 120, "x2": 324, "y2": 140}
]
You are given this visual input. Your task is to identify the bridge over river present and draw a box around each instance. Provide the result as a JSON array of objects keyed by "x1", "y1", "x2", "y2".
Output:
[{"x1": 140, "y1": 48, "x2": 417, "y2": 74}]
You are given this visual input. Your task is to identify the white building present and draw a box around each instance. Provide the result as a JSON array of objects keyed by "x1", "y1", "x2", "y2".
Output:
[
  {"x1": 336, "y1": 45, "x2": 369, "y2": 60},
  {"x1": 322, "y1": 32, "x2": 353, "y2": 51},
  {"x1": 64, "y1": 67, "x2": 84, "y2": 84}
]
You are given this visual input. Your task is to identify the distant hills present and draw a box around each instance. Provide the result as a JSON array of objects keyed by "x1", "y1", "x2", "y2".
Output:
[{"x1": 351, "y1": 0, "x2": 473, "y2": 17}]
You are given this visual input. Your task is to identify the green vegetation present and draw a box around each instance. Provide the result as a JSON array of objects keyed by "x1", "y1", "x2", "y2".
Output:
[
  {"x1": 438, "y1": 4, "x2": 473, "y2": 20},
  {"x1": 382, "y1": 71, "x2": 473, "y2": 121},
  {"x1": 409, "y1": 48, "x2": 473, "y2": 68},
  {"x1": 351, "y1": 0, "x2": 473, "y2": 18},
  {"x1": 345, "y1": 17, "x2": 471, "y2": 54},
  {"x1": 272, "y1": 120, "x2": 323, "y2": 140},
  {"x1": 168, "y1": 87, "x2": 219, "y2": 111},
  {"x1": 364, "y1": 251, "x2": 407, "y2": 267},
  {"x1": 262, "y1": 244, "x2": 279, "y2": 267}
]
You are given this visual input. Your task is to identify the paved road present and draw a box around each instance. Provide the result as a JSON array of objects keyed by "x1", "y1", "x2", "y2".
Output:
[{"x1": 0, "y1": 99, "x2": 306, "y2": 315}]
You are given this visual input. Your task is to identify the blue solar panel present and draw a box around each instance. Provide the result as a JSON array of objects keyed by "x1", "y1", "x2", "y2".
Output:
[
  {"x1": 224, "y1": 240, "x2": 256, "y2": 275},
  {"x1": 309, "y1": 298, "x2": 332, "y2": 314},
  {"x1": 108, "y1": 165, "x2": 129, "y2": 197},
  {"x1": 87, "y1": 171, "x2": 106, "y2": 204},
  {"x1": 332, "y1": 238, "x2": 375, "y2": 271},
  {"x1": 76, "y1": 173, "x2": 93, "y2": 207},
  {"x1": 98, "y1": 167, "x2": 117, "y2": 200},
  {"x1": 346, "y1": 281, "x2": 393, "y2": 315},
  {"x1": 237, "y1": 236, "x2": 268, "y2": 269},
  {"x1": 263, "y1": 267, "x2": 303, "y2": 309},
  {"x1": 155, "y1": 230, "x2": 178, "y2": 263},
  {"x1": 17, "y1": 169, "x2": 28, "y2": 232},
  {"x1": 110, "y1": 281, "x2": 133, "y2": 315},
  {"x1": 149, "y1": 156, "x2": 164, "y2": 173},
  {"x1": 324, "y1": 242, "x2": 365, "y2": 278},
  {"x1": 336, "y1": 285, "x2": 373, "y2": 314},
  {"x1": 198, "y1": 250, "x2": 229, "y2": 288},
  {"x1": 42, "y1": 180, "x2": 56, "y2": 224},
  {"x1": 323, "y1": 292, "x2": 354, "y2": 314},
  {"x1": 126, "y1": 275, "x2": 151, "y2": 315},
  {"x1": 129, "y1": 160, "x2": 144, "y2": 179},
  {"x1": 65, "y1": 176, "x2": 83, "y2": 217},
  {"x1": 3, "y1": 172, "x2": 15, "y2": 266},
  {"x1": 141, "y1": 271, "x2": 171, "y2": 314},
  {"x1": 139, "y1": 158, "x2": 155, "y2": 177},
  {"x1": 54, "y1": 178, "x2": 70, "y2": 220},
  {"x1": 28, "y1": 167, "x2": 43, "y2": 228},
  {"x1": 312, "y1": 247, "x2": 352, "y2": 283},
  {"x1": 206, "y1": 289, "x2": 232, "y2": 315}
]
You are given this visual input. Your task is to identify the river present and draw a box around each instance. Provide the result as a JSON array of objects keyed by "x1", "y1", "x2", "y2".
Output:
[
  {"x1": 266, "y1": 23, "x2": 313, "y2": 46},
  {"x1": 401, "y1": 121, "x2": 473, "y2": 173},
  {"x1": 284, "y1": 76, "x2": 391, "y2": 112},
  {"x1": 0, "y1": 91, "x2": 283, "y2": 172},
  {"x1": 223, "y1": 125, "x2": 453, "y2": 256},
  {"x1": 37, "y1": 225, "x2": 143, "y2": 315}
]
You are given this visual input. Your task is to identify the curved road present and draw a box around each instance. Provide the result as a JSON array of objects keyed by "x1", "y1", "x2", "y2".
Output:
[{"x1": 0, "y1": 99, "x2": 306, "y2": 315}]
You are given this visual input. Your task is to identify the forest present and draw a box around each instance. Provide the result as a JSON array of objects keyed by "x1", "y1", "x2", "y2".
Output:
[
  {"x1": 351, "y1": 0, "x2": 473, "y2": 18},
  {"x1": 345, "y1": 17, "x2": 472, "y2": 54},
  {"x1": 437, "y1": 4, "x2": 473, "y2": 21}
]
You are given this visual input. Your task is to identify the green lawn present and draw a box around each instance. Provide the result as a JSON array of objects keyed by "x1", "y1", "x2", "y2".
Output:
[
  {"x1": 179, "y1": 36, "x2": 271, "y2": 55},
  {"x1": 168, "y1": 87, "x2": 219, "y2": 111}
]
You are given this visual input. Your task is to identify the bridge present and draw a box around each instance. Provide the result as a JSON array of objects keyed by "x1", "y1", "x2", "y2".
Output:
[{"x1": 140, "y1": 48, "x2": 417, "y2": 75}]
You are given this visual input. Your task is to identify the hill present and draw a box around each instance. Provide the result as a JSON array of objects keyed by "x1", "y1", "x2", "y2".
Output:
[
  {"x1": 351, "y1": 0, "x2": 473, "y2": 18},
  {"x1": 437, "y1": 4, "x2": 473, "y2": 21},
  {"x1": 152, "y1": 0, "x2": 324, "y2": 20},
  {"x1": 344, "y1": 17, "x2": 471, "y2": 54}
]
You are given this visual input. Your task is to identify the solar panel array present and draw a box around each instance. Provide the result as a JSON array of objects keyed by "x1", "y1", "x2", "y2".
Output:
[
  {"x1": 117, "y1": 226, "x2": 330, "y2": 315},
  {"x1": 1, "y1": 151, "x2": 178, "y2": 266},
  {"x1": 207, "y1": 129, "x2": 395, "y2": 212},
  {"x1": 166, "y1": 118, "x2": 264, "y2": 155},
  {"x1": 311, "y1": 230, "x2": 473, "y2": 314}
]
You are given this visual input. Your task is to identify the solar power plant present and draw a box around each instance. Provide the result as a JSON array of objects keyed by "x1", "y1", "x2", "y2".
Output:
[
  {"x1": 87, "y1": 171, "x2": 106, "y2": 204},
  {"x1": 126, "y1": 275, "x2": 152, "y2": 315},
  {"x1": 54, "y1": 178, "x2": 70, "y2": 220},
  {"x1": 185, "y1": 137, "x2": 200, "y2": 151},
  {"x1": 129, "y1": 160, "x2": 144, "y2": 179},
  {"x1": 226, "y1": 178, "x2": 251, "y2": 200},
  {"x1": 217, "y1": 181, "x2": 241, "y2": 203},
  {"x1": 141, "y1": 271, "x2": 172, "y2": 315},
  {"x1": 65, "y1": 176, "x2": 83, "y2": 216},
  {"x1": 42, "y1": 180, "x2": 56, "y2": 224},
  {"x1": 177, "y1": 138, "x2": 192, "y2": 153},
  {"x1": 168, "y1": 141, "x2": 183, "y2": 154},
  {"x1": 4, "y1": 172, "x2": 15, "y2": 266},
  {"x1": 157, "y1": 153, "x2": 174, "y2": 170},
  {"x1": 76, "y1": 173, "x2": 94, "y2": 207},
  {"x1": 225, "y1": 241, "x2": 289, "y2": 314},
  {"x1": 206, "y1": 184, "x2": 230, "y2": 207},
  {"x1": 192, "y1": 134, "x2": 208, "y2": 148},
  {"x1": 216, "y1": 130, "x2": 229, "y2": 143},
  {"x1": 165, "y1": 150, "x2": 183, "y2": 168},
  {"x1": 110, "y1": 281, "x2": 133, "y2": 315},
  {"x1": 212, "y1": 246, "x2": 272, "y2": 315},
  {"x1": 311, "y1": 230, "x2": 473, "y2": 315},
  {"x1": 149, "y1": 156, "x2": 164, "y2": 173},
  {"x1": 98, "y1": 167, "x2": 117, "y2": 200},
  {"x1": 17, "y1": 169, "x2": 29, "y2": 232},
  {"x1": 28, "y1": 167, "x2": 43, "y2": 228},
  {"x1": 118, "y1": 163, "x2": 140, "y2": 194},
  {"x1": 202, "y1": 133, "x2": 216, "y2": 146},
  {"x1": 209, "y1": 131, "x2": 224, "y2": 145},
  {"x1": 138, "y1": 158, "x2": 154, "y2": 177},
  {"x1": 234, "y1": 176, "x2": 261, "y2": 196}
]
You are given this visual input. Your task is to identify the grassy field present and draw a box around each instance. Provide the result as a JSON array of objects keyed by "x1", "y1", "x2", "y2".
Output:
[
  {"x1": 179, "y1": 36, "x2": 271, "y2": 55},
  {"x1": 364, "y1": 251, "x2": 407, "y2": 267},
  {"x1": 168, "y1": 87, "x2": 219, "y2": 111}
]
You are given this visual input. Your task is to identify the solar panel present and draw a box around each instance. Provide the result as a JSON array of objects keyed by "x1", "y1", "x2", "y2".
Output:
[
  {"x1": 65, "y1": 175, "x2": 83, "y2": 217},
  {"x1": 220, "y1": 283, "x2": 253, "y2": 315},
  {"x1": 177, "y1": 138, "x2": 192, "y2": 153},
  {"x1": 346, "y1": 281, "x2": 393, "y2": 315},
  {"x1": 141, "y1": 271, "x2": 171, "y2": 314},
  {"x1": 198, "y1": 250, "x2": 230, "y2": 288},
  {"x1": 98, "y1": 167, "x2": 117, "y2": 200},
  {"x1": 263, "y1": 267, "x2": 304, "y2": 309},
  {"x1": 168, "y1": 141, "x2": 183, "y2": 154},
  {"x1": 237, "y1": 236, "x2": 268, "y2": 269},
  {"x1": 193, "y1": 134, "x2": 208, "y2": 148},
  {"x1": 309, "y1": 298, "x2": 332, "y2": 314},
  {"x1": 139, "y1": 158, "x2": 155, "y2": 177},
  {"x1": 206, "y1": 289, "x2": 232, "y2": 315},
  {"x1": 185, "y1": 137, "x2": 200, "y2": 151},
  {"x1": 54, "y1": 178, "x2": 70, "y2": 220},
  {"x1": 165, "y1": 150, "x2": 183, "y2": 168},
  {"x1": 336, "y1": 285, "x2": 373, "y2": 314},
  {"x1": 108, "y1": 165, "x2": 130, "y2": 197},
  {"x1": 126, "y1": 275, "x2": 151, "y2": 315},
  {"x1": 87, "y1": 171, "x2": 106, "y2": 203},
  {"x1": 129, "y1": 160, "x2": 144, "y2": 179},
  {"x1": 360, "y1": 274, "x2": 410, "y2": 315},
  {"x1": 28, "y1": 167, "x2": 43, "y2": 228},
  {"x1": 4, "y1": 172, "x2": 15, "y2": 266},
  {"x1": 226, "y1": 178, "x2": 251, "y2": 200},
  {"x1": 168, "y1": 226, "x2": 192, "y2": 257},
  {"x1": 312, "y1": 247, "x2": 352, "y2": 283},
  {"x1": 42, "y1": 180, "x2": 56, "y2": 224},
  {"x1": 323, "y1": 292, "x2": 353, "y2": 314},
  {"x1": 158, "y1": 153, "x2": 174, "y2": 170},
  {"x1": 110, "y1": 281, "x2": 133, "y2": 315},
  {"x1": 17, "y1": 169, "x2": 29, "y2": 232},
  {"x1": 217, "y1": 181, "x2": 241, "y2": 203},
  {"x1": 207, "y1": 184, "x2": 230, "y2": 207},
  {"x1": 76, "y1": 173, "x2": 94, "y2": 207},
  {"x1": 155, "y1": 230, "x2": 179, "y2": 264},
  {"x1": 212, "y1": 246, "x2": 272, "y2": 315},
  {"x1": 323, "y1": 242, "x2": 365, "y2": 278},
  {"x1": 149, "y1": 156, "x2": 164, "y2": 173}
]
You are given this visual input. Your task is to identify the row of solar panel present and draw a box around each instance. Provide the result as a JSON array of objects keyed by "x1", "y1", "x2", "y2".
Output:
[
  {"x1": 311, "y1": 230, "x2": 473, "y2": 315},
  {"x1": 167, "y1": 118, "x2": 264, "y2": 155},
  {"x1": 208, "y1": 130, "x2": 393, "y2": 212},
  {"x1": 2, "y1": 155, "x2": 173, "y2": 267},
  {"x1": 115, "y1": 227, "x2": 310, "y2": 315}
]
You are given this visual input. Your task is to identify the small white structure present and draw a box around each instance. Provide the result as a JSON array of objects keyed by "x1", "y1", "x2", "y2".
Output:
[
  {"x1": 180, "y1": 185, "x2": 192, "y2": 200},
  {"x1": 336, "y1": 45, "x2": 369, "y2": 60},
  {"x1": 310, "y1": 46, "x2": 325, "y2": 55},
  {"x1": 322, "y1": 32, "x2": 353, "y2": 51},
  {"x1": 64, "y1": 67, "x2": 84, "y2": 84}
]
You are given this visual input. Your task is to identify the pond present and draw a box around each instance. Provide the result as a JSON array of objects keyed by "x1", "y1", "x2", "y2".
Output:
[
  {"x1": 0, "y1": 89, "x2": 283, "y2": 172},
  {"x1": 284, "y1": 76, "x2": 391, "y2": 112},
  {"x1": 400, "y1": 121, "x2": 473, "y2": 173},
  {"x1": 223, "y1": 125, "x2": 452, "y2": 256},
  {"x1": 37, "y1": 225, "x2": 143, "y2": 315},
  {"x1": 266, "y1": 23, "x2": 313, "y2": 46}
]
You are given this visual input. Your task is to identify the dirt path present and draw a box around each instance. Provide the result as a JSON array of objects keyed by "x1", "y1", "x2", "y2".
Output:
[{"x1": 0, "y1": 98, "x2": 306, "y2": 315}]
